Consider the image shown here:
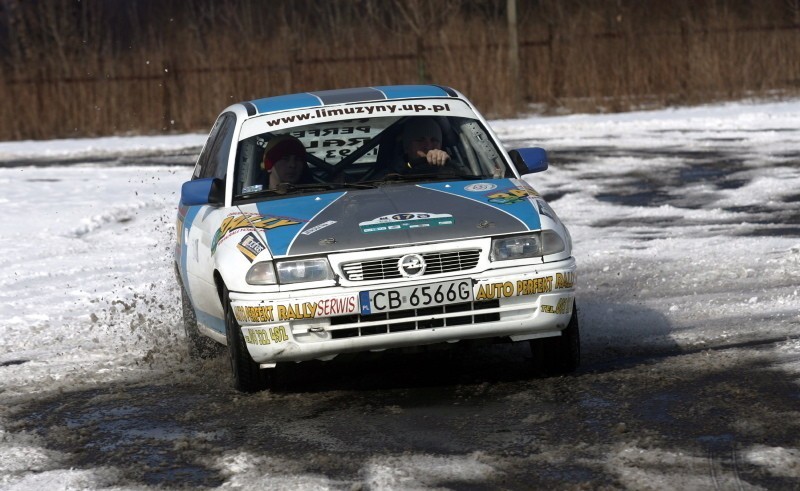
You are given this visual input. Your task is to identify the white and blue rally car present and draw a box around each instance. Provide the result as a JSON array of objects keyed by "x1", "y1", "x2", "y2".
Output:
[{"x1": 175, "y1": 85, "x2": 578, "y2": 391}]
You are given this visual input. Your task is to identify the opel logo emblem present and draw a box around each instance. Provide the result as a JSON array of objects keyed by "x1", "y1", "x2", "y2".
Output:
[{"x1": 398, "y1": 254, "x2": 426, "y2": 277}]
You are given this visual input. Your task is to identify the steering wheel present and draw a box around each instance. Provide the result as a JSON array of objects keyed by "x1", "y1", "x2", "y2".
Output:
[{"x1": 404, "y1": 156, "x2": 457, "y2": 174}]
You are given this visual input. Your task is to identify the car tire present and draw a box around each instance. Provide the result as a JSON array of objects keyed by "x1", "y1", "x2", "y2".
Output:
[
  {"x1": 223, "y1": 286, "x2": 273, "y2": 392},
  {"x1": 181, "y1": 283, "x2": 219, "y2": 359},
  {"x1": 530, "y1": 301, "x2": 580, "y2": 375}
]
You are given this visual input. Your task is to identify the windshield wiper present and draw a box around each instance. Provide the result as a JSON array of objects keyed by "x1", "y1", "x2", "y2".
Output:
[
  {"x1": 363, "y1": 173, "x2": 486, "y2": 185},
  {"x1": 280, "y1": 182, "x2": 377, "y2": 191},
  {"x1": 238, "y1": 181, "x2": 376, "y2": 199}
]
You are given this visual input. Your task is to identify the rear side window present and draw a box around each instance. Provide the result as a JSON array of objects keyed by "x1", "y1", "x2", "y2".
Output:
[{"x1": 194, "y1": 112, "x2": 236, "y2": 180}]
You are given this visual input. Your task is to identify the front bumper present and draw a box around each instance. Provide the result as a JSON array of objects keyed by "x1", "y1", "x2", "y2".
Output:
[{"x1": 229, "y1": 257, "x2": 576, "y2": 364}]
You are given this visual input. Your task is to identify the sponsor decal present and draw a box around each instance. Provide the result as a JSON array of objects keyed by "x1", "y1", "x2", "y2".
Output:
[
  {"x1": 313, "y1": 296, "x2": 359, "y2": 317},
  {"x1": 487, "y1": 188, "x2": 540, "y2": 205},
  {"x1": 555, "y1": 272, "x2": 575, "y2": 289},
  {"x1": 474, "y1": 274, "x2": 575, "y2": 301},
  {"x1": 359, "y1": 212, "x2": 454, "y2": 233},
  {"x1": 237, "y1": 232, "x2": 266, "y2": 262},
  {"x1": 244, "y1": 326, "x2": 289, "y2": 346},
  {"x1": 242, "y1": 184, "x2": 263, "y2": 194},
  {"x1": 266, "y1": 102, "x2": 454, "y2": 128},
  {"x1": 289, "y1": 122, "x2": 379, "y2": 163},
  {"x1": 541, "y1": 297, "x2": 574, "y2": 314},
  {"x1": 233, "y1": 294, "x2": 359, "y2": 324},
  {"x1": 235, "y1": 305, "x2": 275, "y2": 323},
  {"x1": 476, "y1": 281, "x2": 516, "y2": 300},
  {"x1": 212, "y1": 212, "x2": 303, "y2": 254},
  {"x1": 464, "y1": 182, "x2": 497, "y2": 192},
  {"x1": 301, "y1": 220, "x2": 337, "y2": 236},
  {"x1": 475, "y1": 276, "x2": 554, "y2": 300}
]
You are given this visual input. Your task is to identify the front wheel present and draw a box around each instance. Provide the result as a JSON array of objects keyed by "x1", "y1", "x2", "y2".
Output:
[
  {"x1": 223, "y1": 286, "x2": 273, "y2": 392},
  {"x1": 530, "y1": 301, "x2": 580, "y2": 375}
]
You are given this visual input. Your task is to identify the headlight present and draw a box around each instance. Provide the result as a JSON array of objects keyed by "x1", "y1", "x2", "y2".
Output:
[
  {"x1": 491, "y1": 231, "x2": 565, "y2": 261},
  {"x1": 246, "y1": 261, "x2": 277, "y2": 285},
  {"x1": 275, "y1": 258, "x2": 334, "y2": 284},
  {"x1": 246, "y1": 258, "x2": 334, "y2": 285}
]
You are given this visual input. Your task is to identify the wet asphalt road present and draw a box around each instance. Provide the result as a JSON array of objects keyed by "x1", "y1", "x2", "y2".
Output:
[{"x1": 5, "y1": 144, "x2": 800, "y2": 489}]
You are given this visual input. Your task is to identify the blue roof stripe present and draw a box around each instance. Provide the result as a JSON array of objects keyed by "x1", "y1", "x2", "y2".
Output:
[
  {"x1": 251, "y1": 93, "x2": 322, "y2": 113},
  {"x1": 374, "y1": 85, "x2": 450, "y2": 99},
  {"x1": 248, "y1": 85, "x2": 454, "y2": 115},
  {"x1": 311, "y1": 87, "x2": 386, "y2": 104}
]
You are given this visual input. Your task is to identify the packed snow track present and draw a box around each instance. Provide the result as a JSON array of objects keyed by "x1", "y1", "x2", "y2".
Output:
[{"x1": 1, "y1": 100, "x2": 799, "y2": 489}]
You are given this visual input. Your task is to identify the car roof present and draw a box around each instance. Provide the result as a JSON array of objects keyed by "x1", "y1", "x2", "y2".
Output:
[{"x1": 241, "y1": 85, "x2": 460, "y2": 116}]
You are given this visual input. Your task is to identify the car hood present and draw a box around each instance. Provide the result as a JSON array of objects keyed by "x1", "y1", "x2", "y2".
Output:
[{"x1": 240, "y1": 179, "x2": 544, "y2": 257}]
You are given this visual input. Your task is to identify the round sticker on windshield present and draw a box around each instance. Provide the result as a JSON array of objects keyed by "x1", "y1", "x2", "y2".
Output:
[{"x1": 465, "y1": 183, "x2": 497, "y2": 192}]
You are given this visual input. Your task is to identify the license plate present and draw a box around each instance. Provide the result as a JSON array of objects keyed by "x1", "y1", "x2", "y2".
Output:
[{"x1": 359, "y1": 279, "x2": 473, "y2": 315}]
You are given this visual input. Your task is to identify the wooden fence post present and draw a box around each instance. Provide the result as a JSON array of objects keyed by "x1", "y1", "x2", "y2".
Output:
[
  {"x1": 680, "y1": 20, "x2": 690, "y2": 100},
  {"x1": 507, "y1": 0, "x2": 520, "y2": 111},
  {"x1": 162, "y1": 60, "x2": 174, "y2": 131},
  {"x1": 548, "y1": 23, "x2": 563, "y2": 105},
  {"x1": 161, "y1": 59, "x2": 184, "y2": 131},
  {"x1": 416, "y1": 35, "x2": 428, "y2": 84}
]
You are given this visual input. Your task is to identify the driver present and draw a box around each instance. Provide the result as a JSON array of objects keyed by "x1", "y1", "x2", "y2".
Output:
[{"x1": 402, "y1": 117, "x2": 450, "y2": 169}]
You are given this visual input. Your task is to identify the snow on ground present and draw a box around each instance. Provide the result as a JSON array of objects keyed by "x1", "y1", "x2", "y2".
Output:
[
  {"x1": 0, "y1": 134, "x2": 206, "y2": 163},
  {"x1": 1, "y1": 99, "x2": 799, "y2": 488}
]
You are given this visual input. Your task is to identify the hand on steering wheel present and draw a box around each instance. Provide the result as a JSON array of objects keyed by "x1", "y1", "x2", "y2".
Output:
[{"x1": 416, "y1": 149, "x2": 450, "y2": 167}]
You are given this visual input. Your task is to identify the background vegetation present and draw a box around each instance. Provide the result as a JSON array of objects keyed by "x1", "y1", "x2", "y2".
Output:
[{"x1": 1, "y1": 0, "x2": 799, "y2": 140}]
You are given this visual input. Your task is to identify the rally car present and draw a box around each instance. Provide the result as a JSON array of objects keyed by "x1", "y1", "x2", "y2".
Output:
[{"x1": 175, "y1": 85, "x2": 579, "y2": 391}]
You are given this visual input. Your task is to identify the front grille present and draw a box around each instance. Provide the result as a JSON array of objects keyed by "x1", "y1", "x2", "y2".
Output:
[
  {"x1": 341, "y1": 249, "x2": 481, "y2": 281},
  {"x1": 329, "y1": 300, "x2": 500, "y2": 339}
]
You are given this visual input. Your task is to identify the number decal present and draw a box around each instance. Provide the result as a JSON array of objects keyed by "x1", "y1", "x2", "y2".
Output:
[
  {"x1": 244, "y1": 326, "x2": 289, "y2": 345},
  {"x1": 409, "y1": 287, "x2": 420, "y2": 307},
  {"x1": 446, "y1": 283, "x2": 457, "y2": 302},
  {"x1": 269, "y1": 326, "x2": 289, "y2": 343},
  {"x1": 434, "y1": 284, "x2": 444, "y2": 303},
  {"x1": 459, "y1": 282, "x2": 470, "y2": 300},
  {"x1": 421, "y1": 286, "x2": 432, "y2": 304}
]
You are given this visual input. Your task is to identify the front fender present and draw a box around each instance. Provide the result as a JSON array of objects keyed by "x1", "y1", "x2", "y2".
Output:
[{"x1": 213, "y1": 226, "x2": 277, "y2": 294}]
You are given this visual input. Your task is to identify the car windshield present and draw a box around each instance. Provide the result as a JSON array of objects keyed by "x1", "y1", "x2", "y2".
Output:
[{"x1": 233, "y1": 114, "x2": 511, "y2": 199}]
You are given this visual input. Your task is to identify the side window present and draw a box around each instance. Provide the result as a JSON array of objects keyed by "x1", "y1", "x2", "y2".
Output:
[
  {"x1": 206, "y1": 114, "x2": 236, "y2": 180},
  {"x1": 194, "y1": 112, "x2": 236, "y2": 180},
  {"x1": 193, "y1": 115, "x2": 225, "y2": 179}
]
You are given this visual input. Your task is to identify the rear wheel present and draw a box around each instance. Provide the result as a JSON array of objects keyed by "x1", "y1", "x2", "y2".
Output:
[
  {"x1": 181, "y1": 283, "x2": 219, "y2": 359},
  {"x1": 530, "y1": 301, "x2": 580, "y2": 375},
  {"x1": 223, "y1": 286, "x2": 273, "y2": 392}
]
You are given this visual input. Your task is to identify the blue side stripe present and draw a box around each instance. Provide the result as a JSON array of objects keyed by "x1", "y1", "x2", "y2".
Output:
[
  {"x1": 196, "y1": 309, "x2": 225, "y2": 334},
  {"x1": 251, "y1": 93, "x2": 322, "y2": 114},
  {"x1": 178, "y1": 204, "x2": 226, "y2": 334},
  {"x1": 179, "y1": 205, "x2": 202, "y2": 290},
  {"x1": 374, "y1": 85, "x2": 450, "y2": 99}
]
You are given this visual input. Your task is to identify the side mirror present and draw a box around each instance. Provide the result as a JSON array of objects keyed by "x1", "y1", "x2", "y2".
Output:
[
  {"x1": 180, "y1": 178, "x2": 225, "y2": 206},
  {"x1": 509, "y1": 147, "x2": 548, "y2": 175}
]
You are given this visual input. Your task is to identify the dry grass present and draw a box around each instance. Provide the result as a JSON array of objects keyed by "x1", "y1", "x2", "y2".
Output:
[{"x1": 1, "y1": 0, "x2": 799, "y2": 140}]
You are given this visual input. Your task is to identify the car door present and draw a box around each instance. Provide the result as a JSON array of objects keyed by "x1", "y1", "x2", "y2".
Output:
[{"x1": 179, "y1": 112, "x2": 237, "y2": 336}]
